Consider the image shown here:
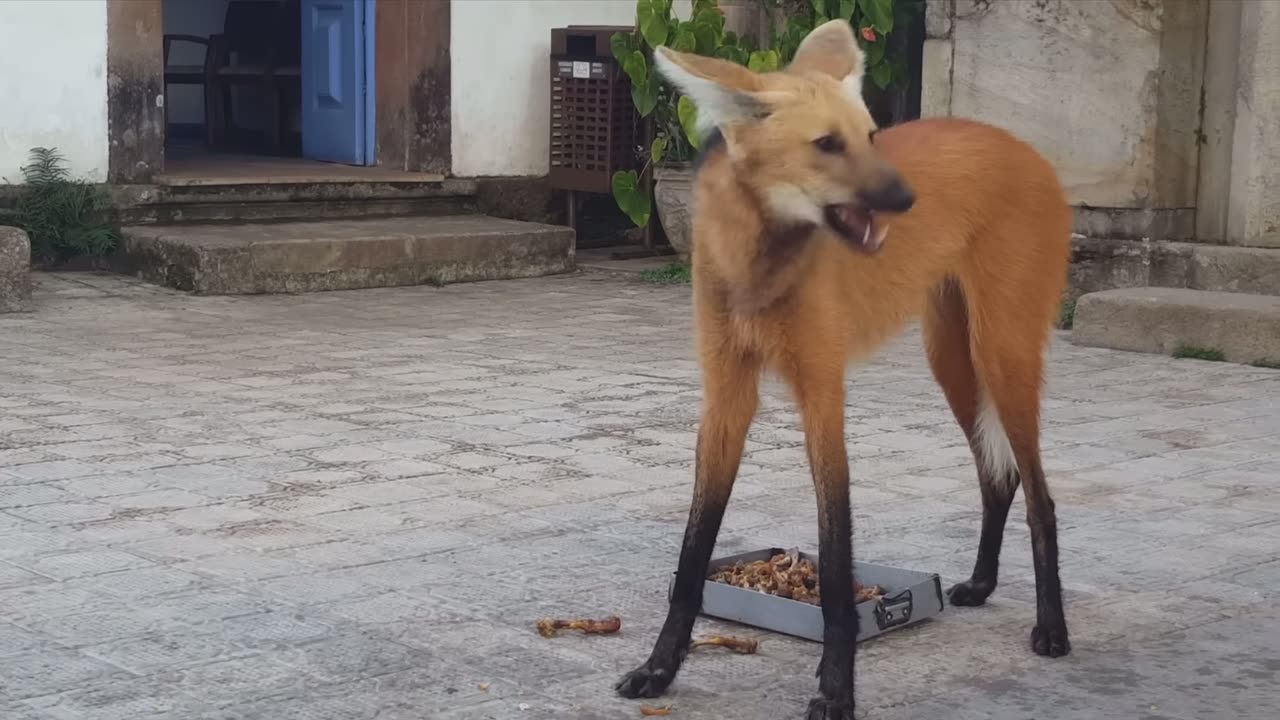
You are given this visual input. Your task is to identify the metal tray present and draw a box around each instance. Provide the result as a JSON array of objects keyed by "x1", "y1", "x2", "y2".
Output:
[{"x1": 670, "y1": 548, "x2": 944, "y2": 643}]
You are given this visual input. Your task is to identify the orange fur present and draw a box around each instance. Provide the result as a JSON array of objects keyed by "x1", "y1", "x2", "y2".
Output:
[{"x1": 691, "y1": 115, "x2": 1070, "y2": 390}]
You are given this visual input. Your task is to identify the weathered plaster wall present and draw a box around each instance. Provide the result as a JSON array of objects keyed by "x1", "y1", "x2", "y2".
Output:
[
  {"x1": 0, "y1": 0, "x2": 110, "y2": 182},
  {"x1": 925, "y1": 0, "x2": 1280, "y2": 247},
  {"x1": 939, "y1": 0, "x2": 1205, "y2": 213},
  {"x1": 921, "y1": 0, "x2": 1213, "y2": 240}
]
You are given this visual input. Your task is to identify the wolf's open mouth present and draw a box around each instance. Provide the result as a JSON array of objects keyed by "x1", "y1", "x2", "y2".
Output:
[{"x1": 824, "y1": 204, "x2": 887, "y2": 254}]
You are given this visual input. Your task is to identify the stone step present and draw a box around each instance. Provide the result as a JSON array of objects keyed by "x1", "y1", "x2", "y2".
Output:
[
  {"x1": 121, "y1": 215, "x2": 575, "y2": 295},
  {"x1": 112, "y1": 178, "x2": 479, "y2": 225},
  {"x1": 1069, "y1": 238, "x2": 1280, "y2": 299},
  {"x1": 1071, "y1": 287, "x2": 1280, "y2": 365}
]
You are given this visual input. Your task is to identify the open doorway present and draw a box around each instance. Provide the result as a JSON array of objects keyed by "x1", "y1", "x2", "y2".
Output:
[
  {"x1": 161, "y1": 0, "x2": 376, "y2": 181},
  {"x1": 107, "y1": 0, "x2": 450, "y2": 184}
]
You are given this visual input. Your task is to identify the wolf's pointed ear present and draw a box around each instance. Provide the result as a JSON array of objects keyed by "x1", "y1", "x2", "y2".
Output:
[
  {"x1": 652, "y1": 46, "x2": 773, "y2": 133},
  {"x1": 787, "y1": 19, "x2": 866, "y2": 103}
]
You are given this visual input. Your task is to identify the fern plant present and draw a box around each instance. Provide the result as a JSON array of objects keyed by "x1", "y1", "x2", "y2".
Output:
[{"x1": 12, "y1": 147, "x2": 118, "y2": 263}]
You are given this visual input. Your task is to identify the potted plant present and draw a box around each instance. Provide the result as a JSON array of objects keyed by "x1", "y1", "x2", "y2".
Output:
[
  {"x1": 609, "y1": 0, "x2": 919, "y2": 259},
  {"x1": 610, "y1": 0, "x2": 769, "y2": 258}
]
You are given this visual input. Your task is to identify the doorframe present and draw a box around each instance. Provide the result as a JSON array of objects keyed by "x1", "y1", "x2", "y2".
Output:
[
  {"x1": 107, "y1": 0, "x2": 450, "y2": 183},
  {"x1": 362, "y1": 0, "x2": 377, "y2": 165}
]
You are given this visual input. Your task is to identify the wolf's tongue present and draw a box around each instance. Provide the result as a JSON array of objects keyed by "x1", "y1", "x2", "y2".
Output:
[{"x1": 836, "y1": 205, "x2": 871, "y2": 245}]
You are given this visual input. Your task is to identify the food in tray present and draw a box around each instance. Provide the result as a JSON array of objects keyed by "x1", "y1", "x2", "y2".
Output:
[
  {"x1": 639, "y1": 705, "x2": 674, "y2": 716},
  {"x1": 690, "y1": 634, "x2": 759, "y2": 654},
  {"x1": 706, "y1": 548, "x2": 886, "y2": 605},
  {"x1": 535, "y1": 615, "x2": 622, "y2": 638}
]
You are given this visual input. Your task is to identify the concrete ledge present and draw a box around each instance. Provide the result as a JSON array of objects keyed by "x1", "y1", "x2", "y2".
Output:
[
  {"x1": 1072, "y1": 207, "x2": 1196, "y2": 242},
  {"x1": 0, "y1": 226, "x2": 33, "y2": 313},
  {"x1": 122, "y1": 215, "x2": 575, "y2": 295},
  {"x1": 1069, "y1": 237, "x2": 1280, "y2": 300},
  {"x1": 1071, "y1": 287, "x2": 1280, "y2": 364}
]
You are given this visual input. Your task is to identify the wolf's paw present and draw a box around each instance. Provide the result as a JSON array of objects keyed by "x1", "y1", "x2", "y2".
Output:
[
  {"x1": 1031, "y1": 622, "x2": 1071, "y2": 657},
  {"x1": 806, "y1": 697, "x2": 855, "y2": 720},
  {"x1": 946, "y1": 579, "x2": 994, "y2": 607},
  {"x1": 615, "y1": 660, "x2": 676, "y2": 699}
]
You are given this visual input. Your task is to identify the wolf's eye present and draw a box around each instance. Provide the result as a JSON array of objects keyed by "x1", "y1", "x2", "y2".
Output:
[{"x1": 813, "y1": 134, "x2": 845, "y2": 154}]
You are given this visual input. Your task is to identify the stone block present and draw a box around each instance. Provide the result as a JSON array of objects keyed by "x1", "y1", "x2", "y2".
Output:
[
  {"x1": 1067, "y1": 237, "x2": 1280, "y2": 300},
  {"x1": 0, "y1": 225, "x2": 33, "y2": 313},
  {"x1": 1072, "y1": 287, "x2": 1280, "y2": 364}
]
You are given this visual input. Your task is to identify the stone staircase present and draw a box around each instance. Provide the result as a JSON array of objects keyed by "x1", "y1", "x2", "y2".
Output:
[
  {"x1": 111, "y1": 177, "x2": 575, "y2": 296},
  {"x1": 1068, "y1": 238, "x2": 1280, "y2": 366}
]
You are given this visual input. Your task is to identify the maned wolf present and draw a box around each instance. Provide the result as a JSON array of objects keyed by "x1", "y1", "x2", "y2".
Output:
[{"x1": 615, "y1": 19, "x2": 1072, "y2": 719}]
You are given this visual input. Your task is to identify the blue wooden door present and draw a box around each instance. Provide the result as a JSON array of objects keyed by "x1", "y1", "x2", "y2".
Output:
[{"x1": 301, "y1": 0, "x2": 375, "y2": 165}]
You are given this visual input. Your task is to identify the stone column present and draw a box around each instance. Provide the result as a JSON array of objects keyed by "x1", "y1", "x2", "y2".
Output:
[
  {"x1": 920, "y1": 0, "x2": 953, "y2": 118},
  {"x1": 719, "y1": 0, "x2": 768, "y2": 46},
  {"x1": 1224, "y1": 1, "x2": 1280, "y2": 247}
]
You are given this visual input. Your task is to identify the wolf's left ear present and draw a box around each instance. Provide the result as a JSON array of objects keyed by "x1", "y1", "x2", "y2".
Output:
[
  {"x1": 786, "y1": 19, "x2": 866, "y2": 103},
  {"x1": 652, "y1": 47, "x2": 775, "y2": 134}
]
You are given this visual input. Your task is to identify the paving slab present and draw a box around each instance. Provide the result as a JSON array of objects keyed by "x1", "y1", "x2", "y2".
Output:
[{"x1": 0, "y1": 271, "x2": 1277, "y2": 719}]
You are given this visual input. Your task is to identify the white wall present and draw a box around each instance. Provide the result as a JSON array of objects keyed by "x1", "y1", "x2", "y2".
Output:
[
  {"x1": 451, "y1": 0, "x2": 690, "y2": 177},
  {"x1": 0, "y1": 0, "x2": 109, "y2": 182}
]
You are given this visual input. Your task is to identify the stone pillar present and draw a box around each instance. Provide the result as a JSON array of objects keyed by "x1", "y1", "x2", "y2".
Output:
[
  {"x1": 1213, "y1": 1, "x2": 1280, "y2": 247},
  {"x1": 719, "y1": 0, "x2": 767, "y2": 46},
  {"x1": 1194, "y1": 0, "x2": 1242, "y2": 245},
  {"x1": 920, "y1": 1, "x2": 953, "y2": 118},
  {"x1": 0, "y1": 227, "x2": 33, "y2": 314}
]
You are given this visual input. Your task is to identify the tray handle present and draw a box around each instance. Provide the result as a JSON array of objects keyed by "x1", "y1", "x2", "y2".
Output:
[{"x1": 873, "y1": 588, "x2": 914, "y2": 631}]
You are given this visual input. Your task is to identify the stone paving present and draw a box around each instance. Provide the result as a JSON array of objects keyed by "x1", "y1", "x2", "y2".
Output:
[{"x1": 1, "y1": 270, "x2": 1278, "y2": 720}]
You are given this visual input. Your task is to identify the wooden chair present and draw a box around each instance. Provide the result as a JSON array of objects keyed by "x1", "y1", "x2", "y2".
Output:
[
  {"x1": 163, "y1": 0, "x2": 302, "y2": 154},
  {"x1": 163, "y1": 34, "x2": 218, "y2": 146},
  {"x1": 207, "y1": 0, "x2": 302, "y2": 155}
]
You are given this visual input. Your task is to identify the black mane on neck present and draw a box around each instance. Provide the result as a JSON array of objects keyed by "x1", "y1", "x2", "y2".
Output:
[{"x1": 693, "y1": 128, "x2": 727, "y2": 174}]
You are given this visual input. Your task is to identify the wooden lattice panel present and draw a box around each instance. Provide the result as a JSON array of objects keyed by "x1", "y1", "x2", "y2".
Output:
[{"x1": 549, "y1": 57, "x2": 640, "y2": 194}]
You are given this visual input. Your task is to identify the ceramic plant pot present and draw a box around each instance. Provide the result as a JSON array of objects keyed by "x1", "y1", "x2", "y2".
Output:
[{"x1": 653, "y1": 163, "x2": 695, "y2": 259}]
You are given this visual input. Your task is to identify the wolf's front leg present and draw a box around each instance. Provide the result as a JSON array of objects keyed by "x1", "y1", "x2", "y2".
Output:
[
  {"x1": 615, "y1": 347, "x2": 760, "y2": 699},
  {"x1": 789, "y1": 358, "x2": 858, "y2": 720}
]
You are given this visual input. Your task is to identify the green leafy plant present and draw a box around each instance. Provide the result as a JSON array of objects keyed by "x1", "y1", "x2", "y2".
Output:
[
  {"x1": 609, "y1": 0, "x2": 919, "y2": 229},
  {"x1": 1172, "y1": 345, "x2": 1226, "y2": 362},
  {"x1": 762, "y1": 0, "x2": 922, "y2": 91},
  {"x1": 640, "y1": 261, "x2": 693, "y2": 284},
  {"x1": 610, "y1": 0, "x2": 761, "y2": 227},
  {"x1": 1058, "y1": 298, "x2": 1077, "y2": 330},
  {"x1": 11, "y1": 147, "x2": 118, "y2": 263}
]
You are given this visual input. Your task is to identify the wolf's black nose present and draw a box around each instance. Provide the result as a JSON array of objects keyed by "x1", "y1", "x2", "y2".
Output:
[{"x1": 858, "y1": 177, "x2": 915, "y2": 213}]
